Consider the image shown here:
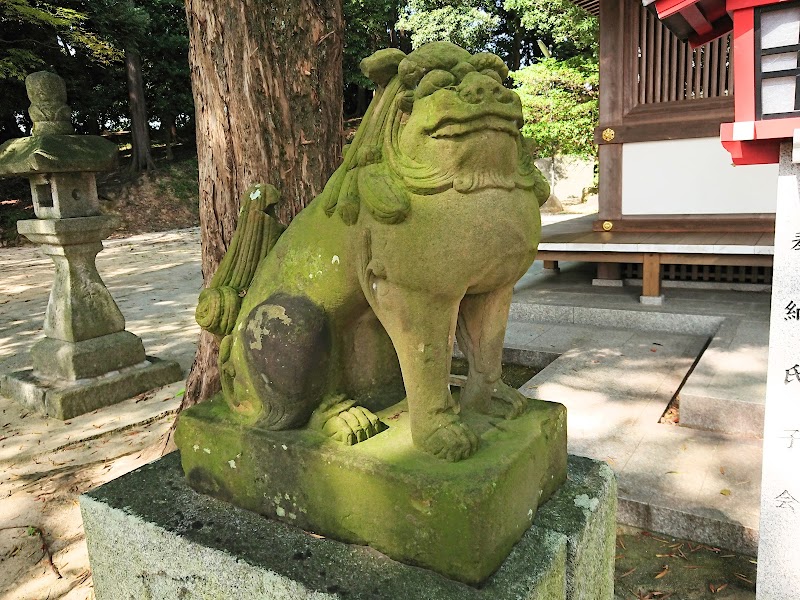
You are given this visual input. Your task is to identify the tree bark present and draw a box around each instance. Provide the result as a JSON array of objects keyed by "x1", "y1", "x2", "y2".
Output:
[
  {"x1": 163, "y1": 113, "x2": 177, "y2": 160},
  {"x1": 125, "y1": 48, "x2": 156, "y2": 172},
  {"x1": 182, "y1": 0, "x2": 344, "y2": 410}
]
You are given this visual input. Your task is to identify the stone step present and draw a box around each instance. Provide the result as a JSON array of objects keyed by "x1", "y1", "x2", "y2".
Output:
[
  {"x1": 509, "y1": 301, "x2": 769, "y2": 438},
  {"x1": 503, "y1": 310, "x2": 762, "y2": 555}
]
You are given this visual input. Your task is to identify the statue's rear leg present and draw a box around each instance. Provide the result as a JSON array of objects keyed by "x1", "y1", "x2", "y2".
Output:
[
  {"x1": 226, "y1": 292, "x2": 332, "y2": 429},
  {"x1": 224, "y1": 292, "x2": 387, "y2": 443}
]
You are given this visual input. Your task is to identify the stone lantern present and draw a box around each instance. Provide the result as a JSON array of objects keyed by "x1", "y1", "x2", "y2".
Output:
[{"x1": 0, "y1": 72, "x2": 181, "y2": 419}]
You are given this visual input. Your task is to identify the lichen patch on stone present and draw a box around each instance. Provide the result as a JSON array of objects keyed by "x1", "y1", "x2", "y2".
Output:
[{"x1": 573, "y1": 494, "x2": 599, "y2": 513}]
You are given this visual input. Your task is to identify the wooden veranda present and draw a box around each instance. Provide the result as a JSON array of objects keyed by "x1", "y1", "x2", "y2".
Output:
[{"x1": 537, "y1": 216, "x2": 774, "y2": 300}]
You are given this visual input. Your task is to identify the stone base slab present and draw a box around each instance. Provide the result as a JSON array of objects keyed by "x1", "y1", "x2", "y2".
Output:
[
  {"x1": 0, "y1": 356, "x2": 182, "y2": 419},
  {"x1": 174, "y1": 395, "x2": 568, "y2": 584},
  {"x1": 81, "y1": 453, "x2": 616, "y2": 600},
  {"x1": 31, "y1": 330, "x2": 146, "y2": 380},
  {"x1": 591, "y1": 278, "x2": 623, "y2": 287},
  {"x1": 639, "y1": 294, "x2": 665, "y2": 306}
]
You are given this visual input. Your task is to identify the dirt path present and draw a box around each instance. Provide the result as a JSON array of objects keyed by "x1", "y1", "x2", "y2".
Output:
[{"x1": 0, "y1": 228, "x2": 201, "y2": 600}]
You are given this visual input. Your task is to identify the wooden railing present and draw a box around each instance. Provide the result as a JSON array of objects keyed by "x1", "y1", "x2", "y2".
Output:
[{"x1": 637, "y1": 6, "x2": 732, "y2": 104}]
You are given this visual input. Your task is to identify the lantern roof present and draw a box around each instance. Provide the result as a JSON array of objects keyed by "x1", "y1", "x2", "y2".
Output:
[{"x1": 0, "y1": 135, "x2": 118, "y2": 178}]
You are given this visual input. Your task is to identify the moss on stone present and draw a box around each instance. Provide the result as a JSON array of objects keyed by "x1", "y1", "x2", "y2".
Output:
[
  {"x1": 0, "y1": 135, "x2": 118, "y2": 176},
  {"x1": 175, "y1": 395, "x2": 567, "y2": 585}
]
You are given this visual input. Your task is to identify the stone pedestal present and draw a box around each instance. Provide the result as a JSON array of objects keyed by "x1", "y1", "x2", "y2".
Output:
[
  {"x1": 175, "y1": 395, "x2": 568, "y2": 585},
  {"x1": 81, "y1": 452, "x2": 616, "y2": 600},
  {"x1": 0, "y1": 215, "x2": 182, "y2": 419},
  {"x1": 756, "y1": 141, "x2": 800, "y2": 599}
]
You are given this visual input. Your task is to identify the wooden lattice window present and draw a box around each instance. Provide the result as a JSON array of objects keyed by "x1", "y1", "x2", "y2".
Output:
[
  {"x1": 637, "y1": 5, "x2": 733, "y2": 104},
  {"x1": 622, "y1": 263, "x2": 772, "y2": 284}
]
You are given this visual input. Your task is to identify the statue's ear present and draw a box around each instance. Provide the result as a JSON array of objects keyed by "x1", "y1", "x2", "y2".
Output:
[{"x1": 360, "y1": 48, "x2": 407, "y2": 88}]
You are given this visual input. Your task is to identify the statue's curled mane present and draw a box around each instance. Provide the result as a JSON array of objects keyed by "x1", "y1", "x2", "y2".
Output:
[{"x1": 321, "y1": 43, "x2": 546, "y2": 226}]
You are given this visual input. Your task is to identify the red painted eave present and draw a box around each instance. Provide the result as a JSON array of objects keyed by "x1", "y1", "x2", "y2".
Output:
[{"x1": 651, "y1": 0, "x2": 732, "y2": 45}]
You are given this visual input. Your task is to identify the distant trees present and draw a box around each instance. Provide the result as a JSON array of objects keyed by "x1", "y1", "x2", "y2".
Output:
[
  {"x1": 343, "y1": 0, "x2": 408, "y2": 115},
  {"x1": 396, "y1": 0, "x2": 597, "y2": 68},
  {"x1": 513, "y1": 56, "x2": 599, "y2": 159},
  {"x1": 0, "y1": 0, "x2": 193, "y2": 171},
  {"x1": 0, "y1": 0, "x2": 117, "y2": 140}
]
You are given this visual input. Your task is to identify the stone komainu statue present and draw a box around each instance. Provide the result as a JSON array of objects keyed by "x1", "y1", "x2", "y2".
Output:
[{"x1": 195, "y1": 41, "x2": 549, "y2": 462}]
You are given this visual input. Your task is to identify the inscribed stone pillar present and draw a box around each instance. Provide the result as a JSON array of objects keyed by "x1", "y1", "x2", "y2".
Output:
[{"x1": 757, "y1": 139, "x2": 800, "y2": 598}]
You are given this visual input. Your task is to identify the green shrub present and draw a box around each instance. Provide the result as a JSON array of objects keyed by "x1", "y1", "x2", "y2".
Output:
[{"x1": 511, "y1": 56, "x2": 598, "y2": 160}]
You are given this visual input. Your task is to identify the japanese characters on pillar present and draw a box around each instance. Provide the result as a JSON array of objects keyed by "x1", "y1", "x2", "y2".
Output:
[{"x1": 756, "y1": 141, "x2": 800, "y2": 599}]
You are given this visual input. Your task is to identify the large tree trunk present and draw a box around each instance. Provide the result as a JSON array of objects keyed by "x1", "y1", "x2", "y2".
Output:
[
  {"x1": 162, "y1": 113, "x2": 177, "y2": 161},
  {"x1": 125, "y1": 48, "x2": 156, "y2": 172},
  {"x1": 182, "y1": 0, "x2": 344, "y2": 410}
]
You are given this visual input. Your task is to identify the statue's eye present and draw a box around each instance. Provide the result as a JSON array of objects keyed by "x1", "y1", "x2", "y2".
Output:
[{"x1": 415, "y1": 69, "x2": 456, "y2": 99}]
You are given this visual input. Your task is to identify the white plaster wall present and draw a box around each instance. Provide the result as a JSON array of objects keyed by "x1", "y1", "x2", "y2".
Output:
[
  {"x1": 621, "y1": 137, "x2": 778, "y2": 215},
  {"x1": 535, "y1": 155, "x2": 596, "y2": 203}
]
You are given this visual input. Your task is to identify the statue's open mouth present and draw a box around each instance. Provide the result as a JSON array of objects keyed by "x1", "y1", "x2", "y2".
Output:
[{"x1": 430, "y1": 113, "x2": 521, "y2": 139}]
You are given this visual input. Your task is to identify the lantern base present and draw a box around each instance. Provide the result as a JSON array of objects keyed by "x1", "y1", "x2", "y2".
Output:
[{"x1": 0, "y1": 356, "x2": 182, "y2": 420}]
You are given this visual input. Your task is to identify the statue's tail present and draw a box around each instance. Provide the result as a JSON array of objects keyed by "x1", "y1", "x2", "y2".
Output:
[{"x1": 195, "y1": 184, "x2": 285, "y2": 338}]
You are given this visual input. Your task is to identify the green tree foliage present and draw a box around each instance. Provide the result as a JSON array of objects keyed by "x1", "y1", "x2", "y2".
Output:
[
  {"x1": 0, "y1": 0, "x2": 192, "y2": 147},
  {"x1": 396, "y1": 0, "x2": 597, "y2": 65},
  {"x1": 0, "y1": 0, "x2": 119, "y2": 139},
  {"x1": 0, "y1": 0, "x2": 117, "y2": 80},
  {"x1": 504, "y1": 0, "x2": 597, "y2": 59},
  {"x1": 397, "y1": 0, "x2": 499, "y2": 54},
  {"x1": 511, "y1": 56, "x2": 598, "y2": 159},
  {"x1": 344, "y1": 0, "x2": 402, "y2": 89},
  {"x1": 140, "y1": 0, "x2": 192, "y2": 128}
]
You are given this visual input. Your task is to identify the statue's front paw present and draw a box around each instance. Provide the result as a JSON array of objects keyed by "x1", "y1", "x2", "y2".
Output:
[
  {"x1": 418, "y1": 415, "x2": 480, "y2": 462},
  {"x1": 310, "y1": 396, "x2": 387, "y2": 446}
]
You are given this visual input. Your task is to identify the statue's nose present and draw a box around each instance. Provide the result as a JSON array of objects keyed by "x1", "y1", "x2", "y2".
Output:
[{"x1": 457, "y1": 72, "x2": 515, "y2": 105}]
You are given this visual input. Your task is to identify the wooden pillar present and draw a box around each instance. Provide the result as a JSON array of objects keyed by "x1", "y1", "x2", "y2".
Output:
[
  {"x1": 642, "y1": 252, "x2": 662, "y2": 302},
  {"x1": 543, "y1": 260, "x2": 560, "y2": 271},
  {"x1": 596, "y1": 262, "x2": 621, "y2": 280},
  {"x1": 597, "y1": 0, "x2": 627, "y2": 222}
]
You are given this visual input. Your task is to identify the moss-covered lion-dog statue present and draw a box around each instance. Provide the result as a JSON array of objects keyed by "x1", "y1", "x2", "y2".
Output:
[{"x1": 194, "y1": 42, "x2": 549, "y2": 462}]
